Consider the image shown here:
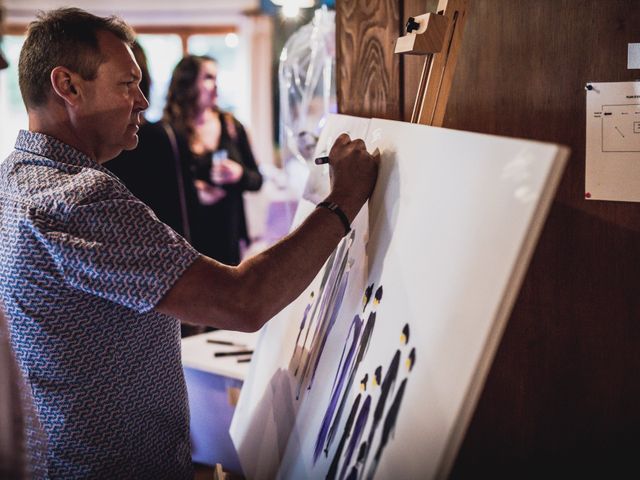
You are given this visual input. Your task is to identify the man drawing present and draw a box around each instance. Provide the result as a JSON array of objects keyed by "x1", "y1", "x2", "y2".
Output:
[{"x1": 0, "y1": 8, "x2": 378, "y2": 478}]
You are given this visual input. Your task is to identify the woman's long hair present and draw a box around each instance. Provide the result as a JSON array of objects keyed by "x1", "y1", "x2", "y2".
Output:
[{"x1": 163, "y1": 54, "x2": 216, "y2": 143}]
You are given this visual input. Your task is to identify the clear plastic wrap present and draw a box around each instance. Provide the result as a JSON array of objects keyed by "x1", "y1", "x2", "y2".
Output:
[{"x1": 279, "y1": 7, "x2": 336, "y2": 171}]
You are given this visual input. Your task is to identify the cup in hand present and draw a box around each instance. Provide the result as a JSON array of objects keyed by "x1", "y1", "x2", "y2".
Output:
[
  {"x1": 210, "y1": 149, "x2": 228, "y2": 184},
  {"x1": 212, "y1": 149, "x2": 228, "y2": 168}
]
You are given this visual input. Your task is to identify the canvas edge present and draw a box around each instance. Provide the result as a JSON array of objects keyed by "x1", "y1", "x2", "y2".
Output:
[{"x1": 435, "y1": 144, "x2": 570, "y2": 479}]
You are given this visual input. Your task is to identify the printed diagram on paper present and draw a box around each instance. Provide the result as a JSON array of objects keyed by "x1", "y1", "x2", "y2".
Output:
[
  {"x1": 599, "y1": 105, "x2": 640, "y2": 152},
  {"x1": 585, "y1": 81, "x2": 640, "y2": 202}
]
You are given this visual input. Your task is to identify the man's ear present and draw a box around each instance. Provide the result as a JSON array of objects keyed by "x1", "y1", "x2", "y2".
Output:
[{"x1": 50, "y1": 66, "x2": 82, "y2": 105}]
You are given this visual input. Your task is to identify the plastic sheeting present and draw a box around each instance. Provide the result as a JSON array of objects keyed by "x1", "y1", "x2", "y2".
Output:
[{"x1": 279, "y1": 7, "x2": 336, "y2": 171}]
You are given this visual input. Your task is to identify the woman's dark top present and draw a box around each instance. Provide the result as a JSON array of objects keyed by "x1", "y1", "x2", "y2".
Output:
[
  {"x1": 187, "y1": 112, "x2": 263, "y2": 265},
  {"x1": 106, "y1": 112, "x2": 263, "y2": 266}
]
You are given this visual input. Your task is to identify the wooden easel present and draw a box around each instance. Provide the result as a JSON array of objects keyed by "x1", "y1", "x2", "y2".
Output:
[{"x1": 395, "y1": 0, "x2": 469, "y2": 126}]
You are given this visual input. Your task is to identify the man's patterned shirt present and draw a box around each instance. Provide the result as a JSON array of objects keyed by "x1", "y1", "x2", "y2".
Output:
[{"x1": 0, "y1": 130, "x2": 200, "y2": 479}]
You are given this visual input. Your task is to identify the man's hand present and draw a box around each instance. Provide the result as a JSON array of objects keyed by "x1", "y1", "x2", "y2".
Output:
[{"x1": 324, "y1": 134, "x2": 380, "y2": 221}]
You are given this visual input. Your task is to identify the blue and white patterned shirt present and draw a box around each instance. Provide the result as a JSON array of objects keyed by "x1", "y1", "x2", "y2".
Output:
[{"x1": 0, "y1": 130, "x2": 200, "y2": 479}]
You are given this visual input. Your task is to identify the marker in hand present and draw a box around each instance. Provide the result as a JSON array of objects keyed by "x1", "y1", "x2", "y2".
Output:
[{"x1": 315, "y1": 148, "x2": 379, "y2": 166}]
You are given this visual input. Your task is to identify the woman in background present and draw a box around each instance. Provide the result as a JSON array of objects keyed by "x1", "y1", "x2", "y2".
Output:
[{"x1": 164, "y1": 55, "x2": 263, "y2": 266}]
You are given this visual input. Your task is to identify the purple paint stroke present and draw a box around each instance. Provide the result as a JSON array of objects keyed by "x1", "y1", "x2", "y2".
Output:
[
  {"x1": 325, "y1": 311, "x2": 377, "y2": 452},
  {"x1": 313, "y1": 315, "x2": 363, "y2": 463},
  {"x1": 339, "y1": 395, "x2": 371, "y2": 480},
  {"x1": 328, "y1": 315, "x2": 359, "y2": 395},
  {"x1": 307, "y1": 268, "x2": 350, "y2": 391},
  {"x1": 297, "y1": 234, "x2": 353, "y2": 397},
  {"x1": 294, "y1": 246, "x2": 340, "y2": 377}
]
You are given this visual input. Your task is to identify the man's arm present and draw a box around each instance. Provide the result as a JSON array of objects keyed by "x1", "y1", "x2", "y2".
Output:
[{"x1": 156, "y1": 134, "x2": 379, "y2": 332}]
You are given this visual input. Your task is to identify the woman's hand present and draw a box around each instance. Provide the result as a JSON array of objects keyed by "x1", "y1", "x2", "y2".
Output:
[
  {"x1": 211, "y1": 158, "x2": 243, "y2": 185},
  {"x1": 194, "y1": 179, "x2": 227, "y2": 205}
]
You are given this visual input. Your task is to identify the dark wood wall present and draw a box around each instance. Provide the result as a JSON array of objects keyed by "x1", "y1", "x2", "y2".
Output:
[{"x1": 336, "y1": 0, "x2": 640, "y2": 476}]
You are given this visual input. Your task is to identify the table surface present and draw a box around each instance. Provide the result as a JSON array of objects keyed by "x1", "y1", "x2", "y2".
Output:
[{"x1": 181, "y1": 330, "x2": 260, "y2": 380}]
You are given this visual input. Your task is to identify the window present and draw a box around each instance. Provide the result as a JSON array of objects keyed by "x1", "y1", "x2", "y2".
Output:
[
  {"x1": 0, "y1": 35, "x2": 27, "y2": 160},
  {"x1": 187, "y1": 34, "x2": 241, "y2": 116},
  {"x1": 135, "y1": 34, "x2": 183, "y2": 122},
  {"x1": 0, "y1": 28, "x2": 248, "y2": 155}
]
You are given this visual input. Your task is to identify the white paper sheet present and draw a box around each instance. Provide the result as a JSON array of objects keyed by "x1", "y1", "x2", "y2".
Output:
[{"x1": 585, "y1": 81, "x2": 640, "y2": 202}]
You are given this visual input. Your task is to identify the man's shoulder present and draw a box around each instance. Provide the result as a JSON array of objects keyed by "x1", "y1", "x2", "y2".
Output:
[{"x1": 1, "y1": 149, "x2": 132, "y2": 212}]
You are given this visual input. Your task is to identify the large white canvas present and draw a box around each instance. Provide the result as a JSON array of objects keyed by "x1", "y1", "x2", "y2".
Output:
[{"x1": 230, "y1": 114, "x2": 568, "y2": 479}]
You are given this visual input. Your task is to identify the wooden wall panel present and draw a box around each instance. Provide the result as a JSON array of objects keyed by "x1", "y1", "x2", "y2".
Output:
[
  {"x1": 337, "y1": 0, "x2": 640, "y2": 475},
  {"x1": 444, "y1": 1, "x2": 640, "y2": 476},
  {"x1": 336, "y1": 0, "x2": 402, "y2": 119}
]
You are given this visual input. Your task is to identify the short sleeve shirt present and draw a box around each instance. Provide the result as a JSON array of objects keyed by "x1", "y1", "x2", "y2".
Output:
[{"x1": 0, "y1": 131, "x2": 200, "y2": 479}]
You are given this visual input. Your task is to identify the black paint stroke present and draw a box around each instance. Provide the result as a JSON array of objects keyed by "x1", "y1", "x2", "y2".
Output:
[
  {"x1": 362, "y1": 284, "x2": 374, "y2": 312},
  {"x1": 326, "y1": 393, "x2": 362, "y2": 479},
  {"x1": 366, "y1": 378, "x2": 408, "y2": 480},
  {"x1": 338, "y1": 394, "x2": 371, "y2": 480},
  {"x1": 357, "y1": 349, "x2": 400, "y2": 475}
]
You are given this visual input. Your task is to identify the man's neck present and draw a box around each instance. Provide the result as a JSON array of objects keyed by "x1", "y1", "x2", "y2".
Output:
[{"x1": 28, "y1": 107, "x2": 98, "y2": 162}]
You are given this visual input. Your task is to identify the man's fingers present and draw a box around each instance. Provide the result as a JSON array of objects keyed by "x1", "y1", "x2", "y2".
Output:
[
  {"x1": 334, "y1": 133, "x2": 352, "y2": 146},
  {"x1": 352, "y1": 138, "x2": 366, "y2": 150}
]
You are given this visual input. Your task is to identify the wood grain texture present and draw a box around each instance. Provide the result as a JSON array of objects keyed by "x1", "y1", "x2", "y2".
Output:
[
  {"x1": 444, "y1": 1, "x2": 640, "y2": 476},
  {"x1": 337, "y1": 0, "x2": 640, "y2": 475},
  {"x1": 336, "y1": 0, "x2": 402, "y2": 119}
]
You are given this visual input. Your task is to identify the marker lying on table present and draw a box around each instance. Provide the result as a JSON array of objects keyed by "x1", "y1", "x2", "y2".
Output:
[
  {"x1": 214, "y1": 350, "x2": 254, "y2": 357},
  {"x1": 206, "y1": 339, "x2": 246, "y2": 347}
]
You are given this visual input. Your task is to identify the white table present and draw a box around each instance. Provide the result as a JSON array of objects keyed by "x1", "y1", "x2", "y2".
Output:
[{"x1": 181, "y1": 330, "x2": 259, "y2": 474}]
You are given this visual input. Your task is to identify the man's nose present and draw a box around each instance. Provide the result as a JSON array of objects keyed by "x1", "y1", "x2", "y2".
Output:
[{"x1": 135, "y1": 86, "x2": 149, "y2": 112}]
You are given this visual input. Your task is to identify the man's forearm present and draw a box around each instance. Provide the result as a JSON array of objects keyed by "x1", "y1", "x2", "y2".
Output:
[
  {"x1": 234, "y1": 199, "x2": 357, "y2": 328},
  {"x1": 156, "y1": 133, "x2": 379, "y2": 331},
  {"x1": 156, "y1": 198, "x2": 360, "y2": 331}
]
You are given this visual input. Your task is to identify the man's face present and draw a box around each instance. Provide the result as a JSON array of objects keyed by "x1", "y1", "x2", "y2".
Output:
[{"x1": 77, "y1": 30, "x2": 148, "y2": 162}]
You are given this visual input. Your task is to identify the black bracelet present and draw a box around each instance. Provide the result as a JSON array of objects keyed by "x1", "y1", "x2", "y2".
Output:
[{"x1": 316, "y1": 201, "x2": 351, "y2": 235}]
